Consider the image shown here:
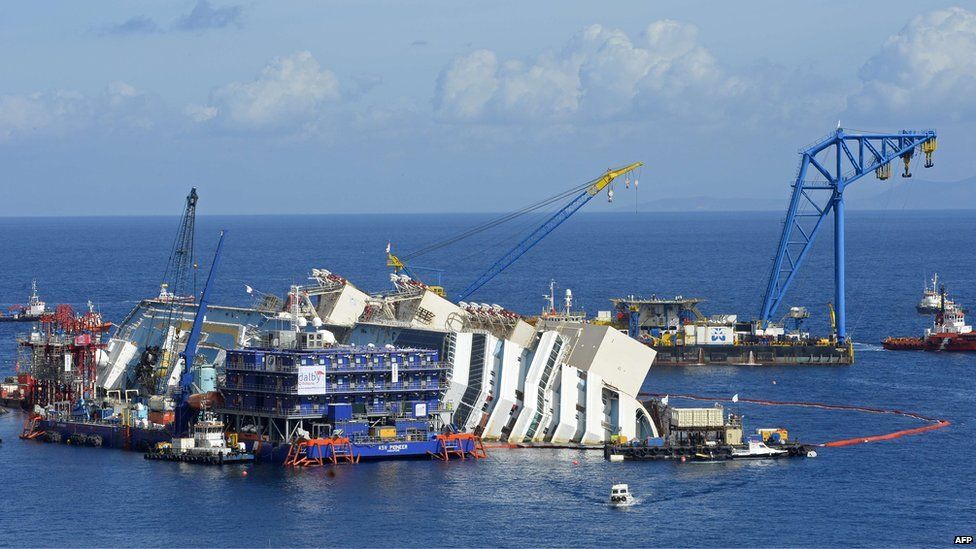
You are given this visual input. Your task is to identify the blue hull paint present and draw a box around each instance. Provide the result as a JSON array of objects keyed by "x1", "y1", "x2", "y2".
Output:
[
  {"x1": 38, "y1": 420, "x2": 171, "y2": 450},
  {"x1": 248, "y1": 438, "x2": 476, "y2": 464}
]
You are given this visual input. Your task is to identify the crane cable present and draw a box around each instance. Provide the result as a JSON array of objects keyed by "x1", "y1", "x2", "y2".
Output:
[
  {"x1": 448, "y1": 209, "x2": 554, "y2": 269},
  {"x1": 401, "y1": 173, "x2": 608, "y2": 262},
  {"x1": 848, "y1": 150, "x2": 920, "y2": 343}
]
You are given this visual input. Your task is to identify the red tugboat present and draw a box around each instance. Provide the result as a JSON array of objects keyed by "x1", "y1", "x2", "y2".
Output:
[{"x1": 884, "y1": 287, "x2": 976, "y2": 351}]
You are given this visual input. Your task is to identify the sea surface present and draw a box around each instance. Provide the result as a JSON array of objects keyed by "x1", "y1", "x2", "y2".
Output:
[{"x1": 0, "y1": 210, "x2": 973, "y2": 548}]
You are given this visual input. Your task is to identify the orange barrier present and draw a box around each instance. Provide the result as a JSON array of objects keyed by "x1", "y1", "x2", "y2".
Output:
[
  {"x1": 642, "y1": 393, "x2": 951, "y2": 447},
  {"x1": 19, "y1": 414, "x2": 45, "y2": 440},
  {"x1": 284, "y1": 437, "x2": 359, "y2": 467},
  {"x1": 823, "y1": 420, "x2": 951, "y2": 447},
  {"x1": 428, "y1": 433, "x2": 488, "y2": 461}
]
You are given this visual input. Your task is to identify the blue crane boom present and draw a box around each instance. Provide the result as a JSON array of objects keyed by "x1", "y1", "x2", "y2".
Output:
[
  {"x1": 457, "y1": 162, "x2": 642, "y2": 301},
  {"x1": 760, "y1": 128, "x2": 937, "y2": 343},
  {"x1": 174, "y1": 230, "x2": 226, "y2": 435}
]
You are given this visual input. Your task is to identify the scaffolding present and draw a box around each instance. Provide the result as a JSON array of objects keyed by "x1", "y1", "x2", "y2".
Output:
[{"x1": 17, "y1": 303, "x2": 110, "y2": 408}]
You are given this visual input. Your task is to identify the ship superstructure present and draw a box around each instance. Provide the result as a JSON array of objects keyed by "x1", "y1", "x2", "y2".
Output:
[
  {"x1": 294, "y1": 269, "x2": 659, "y2": 446},
  {"x1": 64, "y1": 266, "x2": 658, "y2": 457},
  {"x1": 219, "y1": 336, "x2": 468, "y2": 461}
]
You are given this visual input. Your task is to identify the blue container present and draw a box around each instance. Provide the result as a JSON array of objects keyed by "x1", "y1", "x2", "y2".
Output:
[
  {"x1": 335, "y1": 421, "x2": 369, "y2": 437},
  {"x1": 328, "y1": 403, "x2": 353, "y2": 422},
  {"x1": 645, "y1": 437, "x2": 665, "y2": 447},
  {"x1": 395, "y1": 419, "x2": 423, "y2": 433}
]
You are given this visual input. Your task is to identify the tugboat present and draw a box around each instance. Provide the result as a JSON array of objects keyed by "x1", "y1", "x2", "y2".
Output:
[
  {"x1": 144, "y1": 411, "x2": 254, "y2": 465},
  {"x1": 884, "y1": 287, "x2": 976, "y2": 351},
  {"x1": 916, "y1": 274, "x2": 964, "y2": 314},
  {"x1": 609, "y1": 484, "x2": 636, "y2": 508},
  {"x1": 0, "y1": 280, "x2": 47, "y2": 322}
]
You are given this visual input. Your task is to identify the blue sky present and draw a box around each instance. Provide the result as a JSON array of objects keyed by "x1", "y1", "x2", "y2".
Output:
[{"x1": 1, "y1": 1, "x2": 974, "y2": 215}]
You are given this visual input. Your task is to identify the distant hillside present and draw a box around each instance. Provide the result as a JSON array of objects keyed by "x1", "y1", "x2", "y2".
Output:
[
  {"x1": 638, "y1": 176, "x2": 976, "y2": 212},
  {"x1": 847, "y1": 175, "x2": 976, "y2": 210}
]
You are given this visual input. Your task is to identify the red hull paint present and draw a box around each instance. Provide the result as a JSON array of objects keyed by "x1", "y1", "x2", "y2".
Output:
[{"x1": 883, "y1": 333, "x2": 976, "y2": 351}]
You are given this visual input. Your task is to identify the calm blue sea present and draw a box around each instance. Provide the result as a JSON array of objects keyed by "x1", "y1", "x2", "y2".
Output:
[{"x1": 0, "y1": 211, "x2": 973, "y2": 548}]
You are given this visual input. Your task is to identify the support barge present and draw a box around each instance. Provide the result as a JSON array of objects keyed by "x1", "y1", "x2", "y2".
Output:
[
  {"x1": 608, "y1": 296, "x2": 852, "y2": 365},
  {"x1": 605, "y1": 399, "x2": 816, "y2": 462}
]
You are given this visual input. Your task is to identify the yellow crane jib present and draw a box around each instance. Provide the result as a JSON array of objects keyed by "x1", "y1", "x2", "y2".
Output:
[
  {"x1": 387, "y1": 251, "x2": 405, "y2": 272},
  {"x1": 386, "y1": 244, "x2": 446, "y2": 297},
  {"x1": 586, "y1": 162, "x2": 644, "y2": 197}
]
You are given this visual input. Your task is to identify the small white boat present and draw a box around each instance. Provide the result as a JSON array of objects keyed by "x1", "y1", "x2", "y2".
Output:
[
  {"x1": 731, "y1": 436, "x2": 788, "y2": 459},
  {"x1": 609, "y1": 483, "x2": 636, "y2": 507}
]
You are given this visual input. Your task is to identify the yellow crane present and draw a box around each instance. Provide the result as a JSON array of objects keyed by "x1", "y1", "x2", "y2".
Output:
[{"x1": 386, "y1": 243, "x2": 446, "y2": 297}]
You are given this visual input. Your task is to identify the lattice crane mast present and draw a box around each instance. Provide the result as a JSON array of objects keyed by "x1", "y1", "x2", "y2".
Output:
[
  {"x1": 760, "y1": 128, "x2": 937, "y2": 343},
  {"x1": 134, "y1": 187, "x2": 199, "y2": 394}
]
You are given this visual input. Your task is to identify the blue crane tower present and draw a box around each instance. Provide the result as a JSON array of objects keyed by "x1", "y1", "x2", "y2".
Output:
[
  {"x1": 173, "y1": 230, "x2": 226, "y2": 437},
  {"x1": 760, "y1": 128, "x2": 937, "y2": 343}
]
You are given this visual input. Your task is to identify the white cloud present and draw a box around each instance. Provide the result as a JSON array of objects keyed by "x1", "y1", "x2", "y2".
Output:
[
  {"x1": 184, "y1": 103, "x2": 218, "y2": 122},
  {"x1": 0, "y1": 82, "x2": 158, "y2": 141},
  {"x1": 433, "y1": 49, "x2": 499, "y2": 120},
  {"x1": 195, "y1": 51, "x2": 343, "y2": 129},
  {"x1": 849, "y1": 7, "x2": 976, "y2": 120},
  {"x1": 0, "y1": 91, "x2": 85, "y2": 141},
  {"x1": 433, "y1": 21, "x2": 753, "y2": 124}
]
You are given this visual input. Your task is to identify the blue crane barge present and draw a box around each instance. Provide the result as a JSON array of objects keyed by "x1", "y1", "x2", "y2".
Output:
[{"x1": 613, "y1": 127, "x2": 937, "y2": 366}]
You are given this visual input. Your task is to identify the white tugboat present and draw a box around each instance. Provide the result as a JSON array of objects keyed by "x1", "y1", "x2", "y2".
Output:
[
  {"x1": 145, "y1": 411, "x2": 254, "y2": 465},
  {"x1": 609, "y1": 483, "x2": 636, "y2": 507},
  {"x1": 917, "y1": 274, "x2": 964, "y2": 314},
  {"x1": 0, "y1": 280, "x2": 48, "y2": 322}
]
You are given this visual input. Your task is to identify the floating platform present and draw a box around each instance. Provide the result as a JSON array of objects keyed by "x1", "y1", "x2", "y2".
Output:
[
  {"x1": 144, "y1": 450, "x2": 254, "y2": 465},
  {"x1": 248, "y1": 433, "x2": 486, "y2": 465},
  {"x1": 651, "y1": 343, "x2": 852, "y2": 365},
  {"x1": 23, "y1": 418, "x2": 171, "y2": 452},
  {"x1": 603, "y1": 440, "x2": 814, "y2": 462}
]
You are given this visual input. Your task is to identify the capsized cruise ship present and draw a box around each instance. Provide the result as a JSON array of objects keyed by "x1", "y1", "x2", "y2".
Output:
[{"x1": 94, "y1": 268, "x2": 659, "y2": 448}]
